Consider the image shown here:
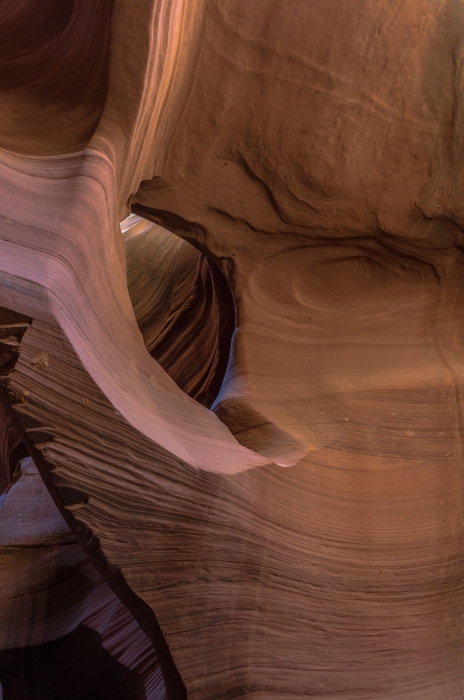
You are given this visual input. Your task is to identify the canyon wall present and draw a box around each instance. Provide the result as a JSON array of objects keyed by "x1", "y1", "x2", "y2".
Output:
[{"x1": 2, "y1": 1, "x2": 464, "y2": 698}]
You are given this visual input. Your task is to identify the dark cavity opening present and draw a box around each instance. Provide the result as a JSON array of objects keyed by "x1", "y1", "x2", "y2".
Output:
[{"x1": 123, "y1": 214, "x2": 234, "y2": 408}]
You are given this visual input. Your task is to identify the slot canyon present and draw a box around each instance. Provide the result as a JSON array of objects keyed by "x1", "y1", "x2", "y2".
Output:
[{"x1": 1, "y1": 1, "x2": 464, "y2": 698}]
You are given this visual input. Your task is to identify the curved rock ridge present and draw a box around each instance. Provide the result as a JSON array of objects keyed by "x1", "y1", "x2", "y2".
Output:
[
  {"x1": 0, "y1": 318, "x2": 188, "y2": 699},
  {"x1": 1, "y1": 1, "x2": 464, "y2": 699},
  {"x1": 4, "y1": 310, "x2": 464, "y2": 700},
  {"x1": 1, "y1": 1, "x2": 464, "y2": 469},
  {"x1": 130, "y1": 0, "x2": 464, "y2": 467},
  {"x1": 0, "y1": 149, "x2": 268, "y2": 473}
]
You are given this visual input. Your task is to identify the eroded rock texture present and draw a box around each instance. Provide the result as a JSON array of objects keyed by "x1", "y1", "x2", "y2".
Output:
[
  {"x1": 1, "y1": 1, "x2": 464, "y2": 699},
  {"x1": 124, "y1": 214, "x2": 233, "y2": 407},
  {"x1": 0, "y1": 457, "x2": 164, "y2": 699}
]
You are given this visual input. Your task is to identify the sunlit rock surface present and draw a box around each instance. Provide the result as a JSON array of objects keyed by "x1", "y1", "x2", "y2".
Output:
[{"x1": 1, "y1": 1, "x2": 464, "y2": 699}]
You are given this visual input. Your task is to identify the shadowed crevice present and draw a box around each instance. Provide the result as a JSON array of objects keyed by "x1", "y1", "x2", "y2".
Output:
[
  {"x1": 0, "y1": 625, "x2": 146, "y2": 700},
  {"x1": 0, "y1": 329, "x2": 186, "y2": 700}
]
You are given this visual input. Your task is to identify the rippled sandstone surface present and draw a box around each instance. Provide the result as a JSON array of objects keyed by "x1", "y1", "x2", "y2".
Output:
[{"x1": 1, "y1": 1, "x2": 464, "y2": 699}]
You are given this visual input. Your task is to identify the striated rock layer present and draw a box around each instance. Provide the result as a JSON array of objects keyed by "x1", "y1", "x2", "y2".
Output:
[
  {"x1": 124, "y1": 214, "x2": 233, "y2": 407},
  {"x1": 0, "y1": 456, "x2": 164, "y2": 699},
  {"x1": 2, "y1": 1, "x2": 464, "y2": 699}
]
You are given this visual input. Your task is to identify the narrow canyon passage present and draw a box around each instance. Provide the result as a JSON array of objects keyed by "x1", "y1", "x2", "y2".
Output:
[{"x1": 2, "y1": 1, "x2": 464, "y2": 699}]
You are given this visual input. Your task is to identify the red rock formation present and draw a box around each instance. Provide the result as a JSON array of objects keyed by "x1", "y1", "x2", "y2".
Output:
[
  {"x1": 1, "y1": 1, "x2": 464, "y2": 699},
  {"x1": 124, "y1": 214, "x2": 233, "y2": 407},
  {"x1": 0, "y1": 0, "x2": 113, "y2": 155},
  {"x1": 0, "y1": 457, "x2": 164, "y2": 699},
  {"x1": 0, "y1": 308, "x2": 29, "y2": 494}
]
